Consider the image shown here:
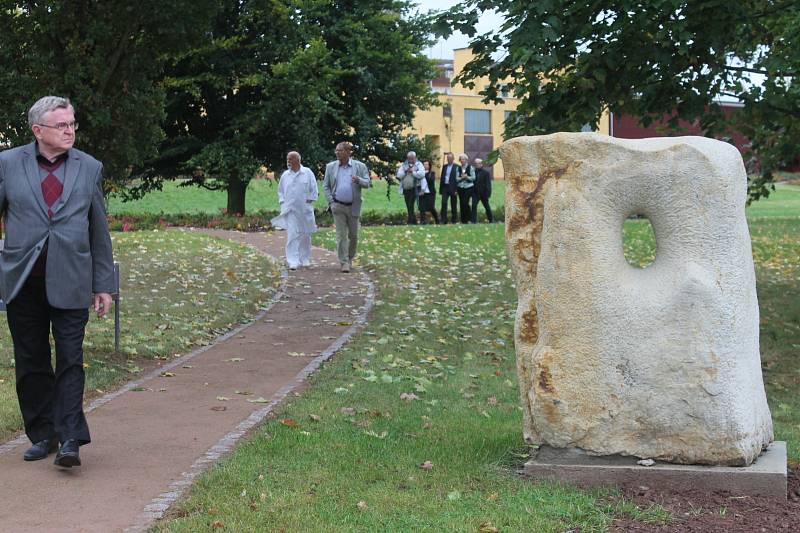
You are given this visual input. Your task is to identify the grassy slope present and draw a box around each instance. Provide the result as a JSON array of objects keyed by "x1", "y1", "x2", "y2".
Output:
[
  {"x1": 0, "y1": 230, "x2": 279, "y2": 441},
  {"x1": 159, "y1": 185, "x2": 799, "y2": 532}
]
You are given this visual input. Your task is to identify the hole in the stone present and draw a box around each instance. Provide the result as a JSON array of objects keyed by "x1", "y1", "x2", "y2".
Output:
[{"x1": 623, "y1": 215, "x2": 657, "y2": 268}]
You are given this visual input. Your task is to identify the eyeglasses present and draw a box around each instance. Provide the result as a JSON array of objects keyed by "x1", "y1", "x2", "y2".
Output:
[{"x1": 37, "y1": 121, "x2": 78, "y2": 131}]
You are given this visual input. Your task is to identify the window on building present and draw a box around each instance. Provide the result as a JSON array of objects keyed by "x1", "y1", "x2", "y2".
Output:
[
  {"x1": 465, "y1": 109, "x2": 491, "y2": 134},
  {"x1": 500, "y1": 84, "x2": 509, "y2": 98}
]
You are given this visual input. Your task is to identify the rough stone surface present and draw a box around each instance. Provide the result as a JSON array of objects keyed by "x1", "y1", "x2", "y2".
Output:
[{"x1": 502, "y1": 133, "x2": 773, "y2": 466}]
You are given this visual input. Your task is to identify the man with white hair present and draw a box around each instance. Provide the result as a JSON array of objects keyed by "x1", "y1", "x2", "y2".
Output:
[
  {"x1": 271, "y1": 151, "x2": 318, "y2": 270},
  {"x1": 0, "y1": 96, "x2": 115, "y2": 468},
  {"x1": 396, "y1": 150, "x2": 427, "y2": 224}
]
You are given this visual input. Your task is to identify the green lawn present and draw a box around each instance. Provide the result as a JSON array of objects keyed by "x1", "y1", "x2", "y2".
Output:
[
  {"x1": 107, "y1": 178, "x2": 508, "y2": 216},
  {"x1": 107, "y1": 178, "x2": 797, "y2": 220},
  {"x1": 0, "y1": 230, "x2": 279, "y2": 442},
  {"x1": 157, "y1": 184, "x2": 799, "y2": 532}
]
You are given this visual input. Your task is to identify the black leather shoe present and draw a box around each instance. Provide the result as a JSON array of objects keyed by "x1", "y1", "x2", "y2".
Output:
[
  {"x1": 54, "y1": 439, "x2": 81, "y2": 468},
  {"x1": 23, "y1": 439, "x2": 58, "y2": 461}
]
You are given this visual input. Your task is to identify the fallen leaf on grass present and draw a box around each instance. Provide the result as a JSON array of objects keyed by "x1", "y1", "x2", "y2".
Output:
[
  {"x1": 334, "y1": 387, "x2": 349, "y2": 394},
  {"x1": 487, "y1": 492, "x2": 499, "y2": 501},
  {"x1": 419, "y1": 460, "x2": 434, "y2": 471},
  {"x1": 364, "y1": 430, "x2": 388, "y2": 439},
  {"x1": 400, "y1": 392, "x2": 419, "y2": 401},
  {"x1": 281, "y1": 418, "x2": 299, "y2": 427},
  {"x1": 309, "y1": 414, "x2": 322, "y2": 422},
  {"x1": 340, "y1": 407, "x2": 356, "y2": 416},
  {"x1": 479, "y1": 522, "x2": 499, "y2": 533},
  {"x1": 357, "y1": 500, "x2": 368, "y2": 511},
  {"x1": 447, "y1": 490, "x2": 461, "y2": 501}
]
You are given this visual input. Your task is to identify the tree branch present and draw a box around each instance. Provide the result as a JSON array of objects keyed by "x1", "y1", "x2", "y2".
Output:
[{"x1": 722, "y1": 64, "x2": 796, "y2": 77}]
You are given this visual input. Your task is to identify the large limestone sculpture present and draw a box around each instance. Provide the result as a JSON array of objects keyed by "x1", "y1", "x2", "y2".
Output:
[{"x1": 503, "y1": 133, "x2": 773, "y2": 466}]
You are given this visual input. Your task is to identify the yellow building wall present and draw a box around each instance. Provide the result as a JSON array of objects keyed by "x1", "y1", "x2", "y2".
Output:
[{"x1": 410, "y1": 48, "x2": 613, "y2": 178}]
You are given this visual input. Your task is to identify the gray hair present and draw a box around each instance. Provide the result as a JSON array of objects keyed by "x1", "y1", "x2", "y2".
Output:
[
  {"x1": 28, "y1": 96, "x2": 73, "y2": 127},
  {"x1": 406, "y1": 151, "x2": 416, "y2": 158},
  {"x1": 474, "y1": 158, "x2": 483, "y2": 165},
  {"x1": 287, "y1": 151, "x2": 302, "y2": 162}
]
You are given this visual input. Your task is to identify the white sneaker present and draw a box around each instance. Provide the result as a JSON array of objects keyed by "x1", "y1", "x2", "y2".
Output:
[
  {"x1": 288, "y1": 263, "x2": 299, "y2": 271},
  {"x1": 300, "y1": 260, "x2": 311, "y2": 267}
]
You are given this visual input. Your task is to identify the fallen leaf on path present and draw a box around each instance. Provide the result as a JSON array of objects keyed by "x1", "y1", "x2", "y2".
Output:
[
  {"x1": 235, "y1": 390, "x2": 253, "y2": 395},
  {"x1": 160, "y1": 371, "x2": 176, "y2": 377},
  {"x1": 211, "y1": 406, "x2": 227, "y2": 412},
  {"x1": 224, "y1": 357, "x2": 244, "y2": 363},
  {"x1": 216, "y1": 396, "x2": 229, "y2": 401},
  {"x1": 247, "y1": 397, "x2": 270, "y2": 403}
]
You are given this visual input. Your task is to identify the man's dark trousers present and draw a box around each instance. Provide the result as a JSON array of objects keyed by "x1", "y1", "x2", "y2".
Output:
[
  {"x1": 471, "y1": 192, "x2": 493, "y2": 223},
  {"x1": 403, "y1": 188, "x2": 418, "y2": 224},
  {"x1": 440, "y1": 192, "x2": 457, "y2": 224},
  {"x1": 7, "y1": 276, "x2": 91, "y2": 445}
]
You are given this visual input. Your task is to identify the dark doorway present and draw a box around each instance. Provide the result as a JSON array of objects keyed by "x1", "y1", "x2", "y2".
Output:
[{"x1": 464, "y1": 135, "x2": 494, "y2": 178}]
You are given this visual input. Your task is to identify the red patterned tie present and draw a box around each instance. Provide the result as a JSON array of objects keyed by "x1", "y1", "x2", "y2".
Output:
[{"x1": 40, "y1": 161, "x2": 64, "y2": 218}]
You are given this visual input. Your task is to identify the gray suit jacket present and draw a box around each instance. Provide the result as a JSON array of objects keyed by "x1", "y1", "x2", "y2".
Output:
[
  {"x1": 0, "y1": 142, "x2": 115, "y2": 309},
  {"x1": 322, "y1": 158, "x2": 371, "y2": 217}
]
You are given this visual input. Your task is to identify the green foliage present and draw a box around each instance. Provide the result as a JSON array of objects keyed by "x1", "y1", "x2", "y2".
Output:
[
  {"x1": 433, "y1": 0, "x2": 800, "y2": 203},
  {"x1": 0, "y1": 1, "x2": 218, "y2": 192},
  {"x1": 136, "y1": 0, "x2": 438, "y2": 215}
]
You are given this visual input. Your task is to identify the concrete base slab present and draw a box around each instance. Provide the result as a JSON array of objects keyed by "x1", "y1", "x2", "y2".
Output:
[{"x1": 520, "y1": 442, "x2": 787, "y2": 499}]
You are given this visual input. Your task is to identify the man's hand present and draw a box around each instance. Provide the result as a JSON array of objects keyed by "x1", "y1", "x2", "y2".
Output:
[
  {"x1": 351, "y1": 174, "x2": 359, "y2": 184},
  {"x1": 94, "y1": 292, "x2": 113, "y2": 317}
]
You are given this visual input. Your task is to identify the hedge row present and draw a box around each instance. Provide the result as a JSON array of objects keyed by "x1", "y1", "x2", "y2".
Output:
[{"x1": 107, "y1": 207, "x2": 505, "y2": 232}]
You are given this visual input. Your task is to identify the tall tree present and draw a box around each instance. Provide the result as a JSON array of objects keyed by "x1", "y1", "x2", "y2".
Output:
[
  {"x1": 135, "y1": 0, "x2": 438, "y2": 215},
  {"x1": 434, "y1": 0, "x2": 800, "y2": 201},
  {"x1": 134, "y1": 0, "x2": 336, "y2": 215},
  {"x1": 0, "y1": 1, "x2": 218, "y2": 192},
  {"x1": 303, "y1": 0, "x2": 439, "y2": 180}
]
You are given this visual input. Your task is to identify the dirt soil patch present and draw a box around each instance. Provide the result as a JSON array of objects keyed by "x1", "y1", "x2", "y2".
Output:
[{"x1": 610, "y1": 465, "x2": 799, "y2": 532}]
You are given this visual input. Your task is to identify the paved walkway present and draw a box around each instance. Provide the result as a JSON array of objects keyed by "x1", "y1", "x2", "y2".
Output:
[{"x1": 0, "y1": 229, "x2": 374, "y2": 533}]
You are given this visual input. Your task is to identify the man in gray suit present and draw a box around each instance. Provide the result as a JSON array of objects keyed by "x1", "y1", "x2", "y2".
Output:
[
  {"x1": 0, "y1": 96, "x2": 115, "y2": 468},
  {"x1": 322, "y1": 141, "x2": 370, "y2": 272}
]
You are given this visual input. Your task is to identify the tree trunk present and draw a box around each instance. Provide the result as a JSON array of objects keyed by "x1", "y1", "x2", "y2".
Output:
[{"x1": 227, "y1": 179, "x2": 247, "y2": 216}]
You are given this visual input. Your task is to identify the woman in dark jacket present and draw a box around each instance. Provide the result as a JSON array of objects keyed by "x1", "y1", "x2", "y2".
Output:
[{"x1": 419, "y1": 160, "x2": 439, "y2": 224}]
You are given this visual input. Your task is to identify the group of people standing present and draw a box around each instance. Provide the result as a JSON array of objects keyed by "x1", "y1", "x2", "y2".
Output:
[
  {"x1": 397, "y1": 151, "x2": 493, "y2": 225},
  {"x1": 273, "y1": 146, "x2": 496, "y2": 274}
]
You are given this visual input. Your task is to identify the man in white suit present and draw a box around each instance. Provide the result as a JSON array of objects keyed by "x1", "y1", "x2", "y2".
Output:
[
  {"x1": 322, "y1": 142, "x2": 370, "y2": 272},
  {"x1": 0, "y1": 96, "x2": 115, "y2": 468},
  {"x1": 271, "y1": 151, "x2": 318, "y2": 270}
]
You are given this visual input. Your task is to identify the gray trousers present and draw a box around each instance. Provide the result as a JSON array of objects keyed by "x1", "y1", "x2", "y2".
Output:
[{"x1": 331, "y1": 202, "x2": 360, "y2": 265}]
